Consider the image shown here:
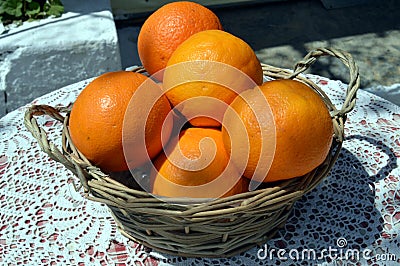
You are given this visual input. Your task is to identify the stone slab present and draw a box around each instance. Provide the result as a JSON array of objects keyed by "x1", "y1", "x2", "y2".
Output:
[{"x1": 0, "y1": 0, "x2": 122, "y2": 114}]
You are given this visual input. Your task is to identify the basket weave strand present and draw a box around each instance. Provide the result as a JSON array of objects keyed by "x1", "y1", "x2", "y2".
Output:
[{"x1": 24, "y1": 47, "x2": 360, "y2": 258}]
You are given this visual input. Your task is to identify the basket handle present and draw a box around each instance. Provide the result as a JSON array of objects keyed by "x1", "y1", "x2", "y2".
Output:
[
  {"x1": 261, "y1": 47, "x2": 360, "y2": 143},
  {"x1": 290, "y1": 47, "x2": 360, "y2": 118},
  {"x1": 24, "y1": 105, "x2": 90, "y2": 191}
]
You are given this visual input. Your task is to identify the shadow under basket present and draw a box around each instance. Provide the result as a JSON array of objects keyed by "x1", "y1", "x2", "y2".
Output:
[{"x1": 24, "y1": 48, "x2": 360, "y2": 258}]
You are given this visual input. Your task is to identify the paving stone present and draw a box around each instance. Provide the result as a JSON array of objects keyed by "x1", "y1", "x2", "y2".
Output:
[
  {"x1": 0, "y1": 91, "x2": 5, "y2": 117},
  {"x1": 115, "y1": 0, "x2": 399, "y2": 106}
]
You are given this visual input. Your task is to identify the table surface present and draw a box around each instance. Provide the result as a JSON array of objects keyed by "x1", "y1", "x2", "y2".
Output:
[{"x1": 1, "y1": 73, "x2": 399, "y2": 266}]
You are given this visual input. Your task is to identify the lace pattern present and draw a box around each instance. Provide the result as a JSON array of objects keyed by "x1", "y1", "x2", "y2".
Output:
[{"x1": 1, "y1": 74, "x2": 399, "y2": 265}]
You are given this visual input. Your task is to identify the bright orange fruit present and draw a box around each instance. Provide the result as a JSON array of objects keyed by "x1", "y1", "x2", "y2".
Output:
[
  {"x1": 69, "y1": 71, "x2": 173, "y2": 172},
  {"x1": 137, "y1": 1, "x2": 223, "y2": 77},
  {"x1": 151, "y1": 127, "x2": 248, "y2": 198},
  {"x1": 222, "y1": 79, "x2": 334, "y2": 182},
  {"x1": 164, "y1": 29, "x2": 263, "y2": 127}
]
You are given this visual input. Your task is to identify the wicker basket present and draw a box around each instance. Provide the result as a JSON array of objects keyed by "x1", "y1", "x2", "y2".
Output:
[{"x1": 24, "y1": 48, "x2": 360, "y2": 258}]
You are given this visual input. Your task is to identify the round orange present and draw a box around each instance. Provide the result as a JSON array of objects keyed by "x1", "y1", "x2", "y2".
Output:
[
  {"x1": 163, "y1": 29, "x2": 263, "y2": 127},
  {"x1": 222, "y1": 79, "x2": 334, "y2": 182},
  {"x1": 151, "y1": 127, "x2": 248, "y2": 198},
  {"x1": 69, "y1": 71, "x2": 173, "y2": 172},
  {"x1": 137, "y1": 1, "x2": 223, "y2": 77}
]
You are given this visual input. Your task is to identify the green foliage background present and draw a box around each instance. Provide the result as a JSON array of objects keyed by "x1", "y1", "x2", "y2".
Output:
[{"x1": 0, "y1": 0, "x2": 64, "y2": 26}]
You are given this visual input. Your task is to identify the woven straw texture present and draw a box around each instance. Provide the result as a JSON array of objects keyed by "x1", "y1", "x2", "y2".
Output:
[{"x1": 24, "y1": 48, "x2": 360, "y2": 258}]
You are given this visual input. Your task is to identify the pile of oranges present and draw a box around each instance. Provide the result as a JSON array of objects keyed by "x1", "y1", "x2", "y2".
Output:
[{"x1": 69, "y1": 1, "x2": 333, "y2": 199}]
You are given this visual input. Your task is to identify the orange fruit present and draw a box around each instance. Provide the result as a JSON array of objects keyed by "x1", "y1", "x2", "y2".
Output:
[
  {"x1": 222, "y1": 79, "x2": 333, "y2": 182},
  {"x1": 151, "y1": 127, "x2": 248, "y2": 198},
  {"x1": 69, "y1": 71, "x2": 173, "y2": 172},
  {"x1": 163, "y1": 29, "x2": 263, "y2": 127},
  {"x1": 137, "y1": 1, "x2": 223, "y2": 77}
]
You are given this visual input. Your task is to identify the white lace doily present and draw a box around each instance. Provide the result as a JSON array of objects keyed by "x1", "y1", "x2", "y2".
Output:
[{"x1": 1, "y1": 73, "x2": 399, "y2": 265}]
